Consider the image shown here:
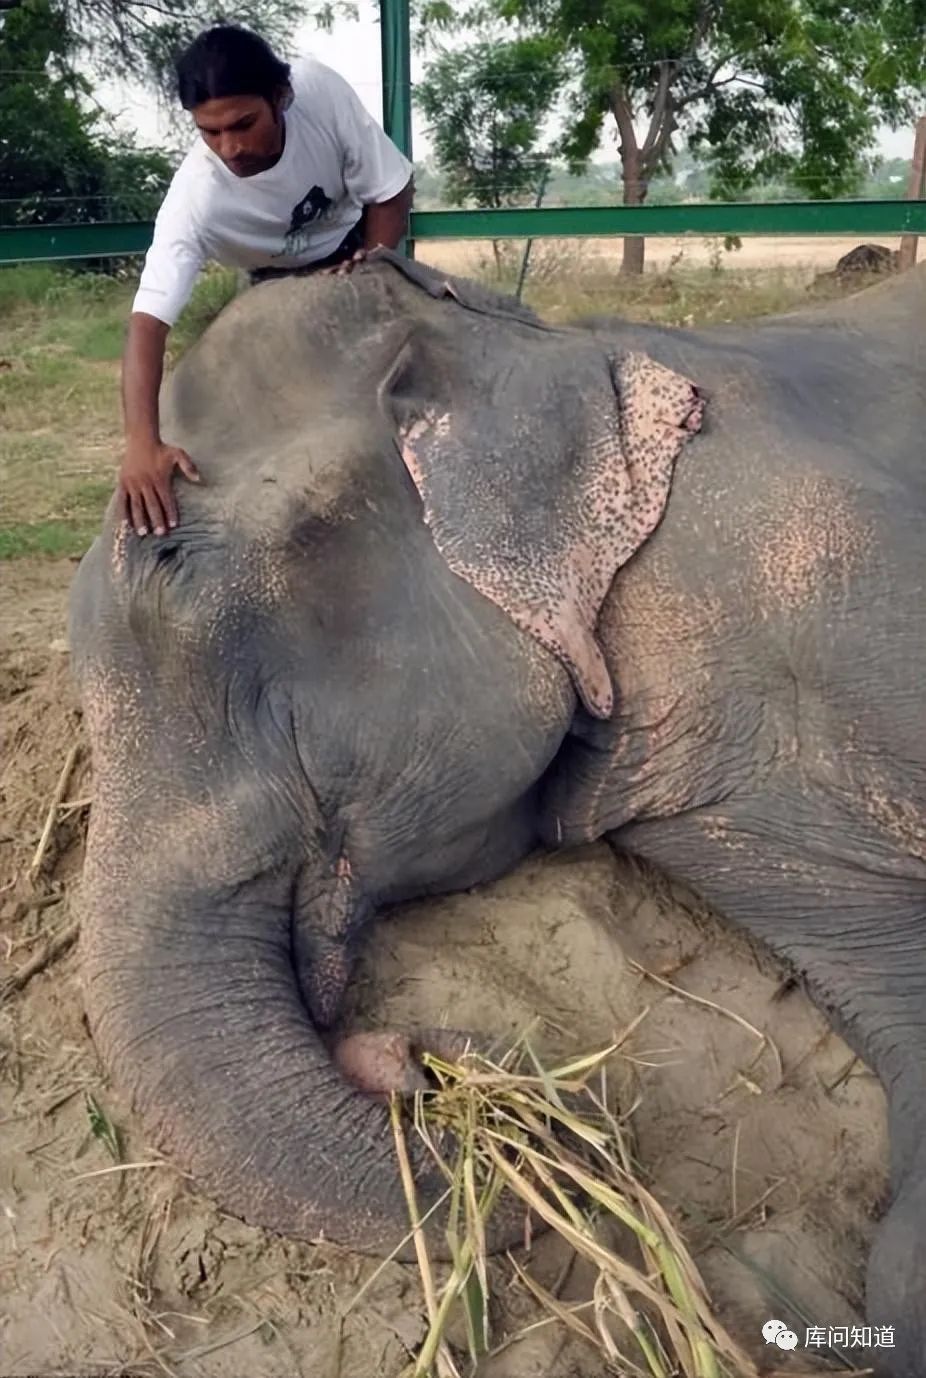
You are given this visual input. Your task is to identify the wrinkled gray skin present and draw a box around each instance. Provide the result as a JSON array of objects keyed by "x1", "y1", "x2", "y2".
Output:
[{"x1": 70, "y1": 251, "x2": 926, "y2": 1376}]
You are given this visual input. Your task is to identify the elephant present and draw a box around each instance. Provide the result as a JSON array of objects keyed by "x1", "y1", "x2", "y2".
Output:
[{"x1": 68, "y1": 248, "x2": 926, "y2": 1376}]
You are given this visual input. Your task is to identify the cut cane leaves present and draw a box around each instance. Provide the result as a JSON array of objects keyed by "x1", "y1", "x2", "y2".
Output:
[{"x1": 392, "y1": 1030, "x2": 761, "y2": 1378}]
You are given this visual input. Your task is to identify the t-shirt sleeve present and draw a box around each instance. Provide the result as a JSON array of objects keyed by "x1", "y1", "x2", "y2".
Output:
[
  {"x1": 323, "y1": 64, "x2": 413, "y2": 205},
  {"x1": 131, "y1": 168, "x2": 207, "y2": 327}
]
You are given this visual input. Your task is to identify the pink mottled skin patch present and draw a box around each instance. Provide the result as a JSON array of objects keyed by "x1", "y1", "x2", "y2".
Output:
[
  {"x1": 111, "y1": 519, "x2": 129, "y2": 576},
  {"x1": 730, "y1": 475, "x2": 876, "y2": 618},
  {"x1": 399, "y1": 351, "x2": 704, "y2": 718}
]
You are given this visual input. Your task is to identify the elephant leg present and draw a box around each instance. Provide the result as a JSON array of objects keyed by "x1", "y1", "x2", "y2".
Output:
[{"x1": 610, "y1": 805, "x2": 926, "y2": 1378}]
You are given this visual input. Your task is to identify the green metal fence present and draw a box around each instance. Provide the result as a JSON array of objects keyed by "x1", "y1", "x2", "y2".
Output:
[
  {"x1": 2, "y1": 0, "x2": 923, "y2": 266},
  {"x1": 2, "y1": 200, "x2": 925, "y2": 265}
]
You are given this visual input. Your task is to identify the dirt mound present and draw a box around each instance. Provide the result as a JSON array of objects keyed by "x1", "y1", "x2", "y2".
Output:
[
  {"x1": 809, "y1": 242, "x2": 900, "y2": 296},
  {"x1": 831, "y1": 244, "x2": 899, "y2": 277},
  {"x1": 1, "y1": 564, "x2": 889, "y2": 1377}
]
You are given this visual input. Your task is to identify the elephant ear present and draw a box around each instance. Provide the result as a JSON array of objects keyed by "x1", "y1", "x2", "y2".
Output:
[{"x1": 389, "y1": 310, "x2": 705, "y2": 720}]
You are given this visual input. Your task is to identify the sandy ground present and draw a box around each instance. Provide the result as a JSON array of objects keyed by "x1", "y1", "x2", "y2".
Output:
[{"x1": 0, "y1": 557, "x2": 890, "y2": 1377}]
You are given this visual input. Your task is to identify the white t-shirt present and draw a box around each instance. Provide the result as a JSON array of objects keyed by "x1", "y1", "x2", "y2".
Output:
[{"x1": 132, "y1": 55, "x2": 413, "y2": 326}]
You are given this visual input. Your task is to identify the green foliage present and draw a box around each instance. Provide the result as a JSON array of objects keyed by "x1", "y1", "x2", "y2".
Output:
[
  {"x1": 168, "y1": 267, "x2": 242, "y2": 362},
  {"x1": 489, "y1": 0, "x2": 926, "y2": 204},
  {"x1": 407, "y1": 0, "x2": 925, "y2": 269},
  {"x1": 308, "y1": 2, "x2": 360, "y2": 30},
  {"x1": 0, "y1": 264, "x2": 64, "y2": 309},
  {"x1": 1, "y1": 0, "x2": 306, "y2": 99},
  {"x1": 413, "y1": 148, "x2": 913, "y2": 209},
  {"x1": 0, "y1": 521, "x2": 99, "y2": 560},
  {"x1": 0, "y1": 262, "x2": 129, "y2": 320},
  {"x1": 415, "y1": 33, "x2": 564, "y2": 208},
  {"x1": 84, "y1": 1092, "x2": 123, "y2": 1162},
  {"x1": 0, "y1": 0, "x2": 173, "y2": 227}
]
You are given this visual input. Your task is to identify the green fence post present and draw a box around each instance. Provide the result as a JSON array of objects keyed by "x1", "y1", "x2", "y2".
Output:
[{"x1": 379, "y1": 0, "x2": 414, "y2": 257}]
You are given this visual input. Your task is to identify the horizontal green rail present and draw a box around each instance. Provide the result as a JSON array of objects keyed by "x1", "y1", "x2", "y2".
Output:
[
  {"x1": 0, "y1": 220, "x2": 155, "y2": 263},
  {"x1": 411, "y1": 199, "x2": 926, "y2": 239},
  {"x1": 2, "y1": 200, "x2": 925, "y2": 264}
]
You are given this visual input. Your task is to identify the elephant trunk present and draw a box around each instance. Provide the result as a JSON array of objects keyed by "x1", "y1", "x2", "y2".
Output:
[{"x1": 79, "y1": 851, "x2": 447, "y2": 1256}]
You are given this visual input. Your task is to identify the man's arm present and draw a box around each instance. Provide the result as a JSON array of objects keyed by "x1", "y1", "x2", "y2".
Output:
[
  {"x1": 323, "y1": 60, "x2": 415, "y2": 257},
  {"x1": 120, "y1": 161, "x2": 205, "y2": 536},
  {"x1": 362, "y1": 176, "x2": 414, "y2": 251},
  {"x1": 120, "y1": 313, "x2": 199, "y2": 537}
]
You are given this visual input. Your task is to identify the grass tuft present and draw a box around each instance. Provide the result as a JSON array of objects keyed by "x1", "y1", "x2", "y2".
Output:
[
  {"x1": 83, "y1": 1090, "x2": 123, "y2": 1162},
  {"x1": 168, "y1": 266, "x2": 242, "y2": 363}
]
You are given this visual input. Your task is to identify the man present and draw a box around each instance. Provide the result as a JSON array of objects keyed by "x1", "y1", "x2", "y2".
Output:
[{"x1": 120, "y1": 23, "x2": 414, "y2": 537}]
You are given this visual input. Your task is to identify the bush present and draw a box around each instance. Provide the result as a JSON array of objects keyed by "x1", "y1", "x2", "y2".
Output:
[
  {"x1": 0, "y1": 263, "x2": 128, "y2": 313},
  {"x1": 168, "y1": 267, "x2": 243, "y2": 362},
  {"x1": 0, "y1": 264, "x2": 68, "y2": 310}
]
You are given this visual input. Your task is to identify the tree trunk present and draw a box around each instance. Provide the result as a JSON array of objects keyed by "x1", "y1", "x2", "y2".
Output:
[
  {"x1": 492, "y1": 237, "x2": 503, "y2": 278},
  {"x1": 621, "y1": 150, "x2": 648, "y2": 277},
  {"x1": 609, "y1": 84, "x2": 649, "y2": 278}
]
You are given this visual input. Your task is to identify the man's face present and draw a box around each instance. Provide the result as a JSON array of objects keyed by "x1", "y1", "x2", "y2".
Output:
[{"x1": 193, "y1": 92, "x2": 286, "y2": 177}]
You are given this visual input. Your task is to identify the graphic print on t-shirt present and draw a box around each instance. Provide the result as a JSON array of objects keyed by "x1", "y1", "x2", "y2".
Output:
[{"x1": 277, "y1": 184, "x2": 336, "y2": 256}]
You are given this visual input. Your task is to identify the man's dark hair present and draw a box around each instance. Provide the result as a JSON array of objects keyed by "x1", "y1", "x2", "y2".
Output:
[{"x1": 175, "y1": 24, "x2": 292, "y2": 109}]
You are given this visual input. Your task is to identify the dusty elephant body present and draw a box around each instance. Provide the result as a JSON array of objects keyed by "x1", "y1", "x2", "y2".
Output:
[{"x1": 69, "y1": 252, "x2": 926, "y2": 1375}]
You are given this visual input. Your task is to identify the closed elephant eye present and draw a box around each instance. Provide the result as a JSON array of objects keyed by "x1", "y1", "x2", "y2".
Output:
[
  {"x1": 145, "y1": 540, "x2": 190, "y2": 587},
  {"x1": 288, "y1": 498, "x2": 347, "y2": 552},
  {"x1": 154, "y1": 542, "x2": 181, "y2": 568}
]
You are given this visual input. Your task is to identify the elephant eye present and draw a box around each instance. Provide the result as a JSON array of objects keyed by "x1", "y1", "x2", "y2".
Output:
[
  {"x1": 288, "y1": 495, "x2": 345, "y2": 552},
  {"x1": 154, "y1": 542, "x2": 181, "y2": 568}
]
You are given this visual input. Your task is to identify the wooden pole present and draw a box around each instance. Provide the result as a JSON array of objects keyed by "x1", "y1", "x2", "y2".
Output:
[{"x1": 898, "y1": 116, "x2": 926, "y2": 272}]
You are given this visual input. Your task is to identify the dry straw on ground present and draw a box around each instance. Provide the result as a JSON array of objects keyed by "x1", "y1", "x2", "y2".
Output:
[{"x1": 385, "y1": 1027, "x2": 832, "y2": 1378}]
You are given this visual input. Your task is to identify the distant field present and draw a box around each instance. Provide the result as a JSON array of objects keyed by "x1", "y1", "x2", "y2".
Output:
[
  {"x1": 421, "y1": 232, "x2": 904, "y2": 275},
  {"x1": 0, "y1": 236, "x2": 895, "y2": 560}
]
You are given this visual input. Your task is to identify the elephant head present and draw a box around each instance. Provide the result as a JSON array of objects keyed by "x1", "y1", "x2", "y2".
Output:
[{"x1": 69, "y1": 251, "x2": 703, "y2": 1253}]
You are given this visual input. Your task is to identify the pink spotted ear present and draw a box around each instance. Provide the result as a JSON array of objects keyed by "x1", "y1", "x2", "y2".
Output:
[{"x1": 395, "y1": 329, "x2": 704, "y2": 719}]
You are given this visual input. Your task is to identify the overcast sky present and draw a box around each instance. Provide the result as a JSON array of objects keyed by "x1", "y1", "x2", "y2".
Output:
[
  {"x1": 97, "y1": 2, "x2": 431, "y2": 155},
  {"x1": 96, "y1": 0, "x2": 913, "y2": 166}
]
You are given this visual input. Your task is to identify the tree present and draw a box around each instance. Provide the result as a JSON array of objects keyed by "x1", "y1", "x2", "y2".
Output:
[
  {"x1": 0, "y1": 0, "x2": 173, "y2": 228},
  {"x1": 415, "y1": 31, "x2": 563, "y2": 276},
  {"x1": 0, "y1": 0, "x2": 306, "y2": 97},
  {"x1": 485, "y1": 0, "x2": 926, "y2": 274},
  {"x1": 1, "y1": 0, "x2": 323, "y2": 241},
  {"x1": 415, "y1": 33, "x2": 563, "y2": 210}
]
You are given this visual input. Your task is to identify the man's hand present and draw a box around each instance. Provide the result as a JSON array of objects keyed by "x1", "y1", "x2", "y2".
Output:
[
  {"x1": 119, "y1": 440, "x2": 200, "y2": 536},
  {"x1": 325, "y1": 248, "x2": 367, "y2": 277},
  {"x1": 120, "y1": 313, "x2": 197, "y2": 536},
  {"x1": 323, "y1": 178, "x2": 413, "y2": 278}
]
